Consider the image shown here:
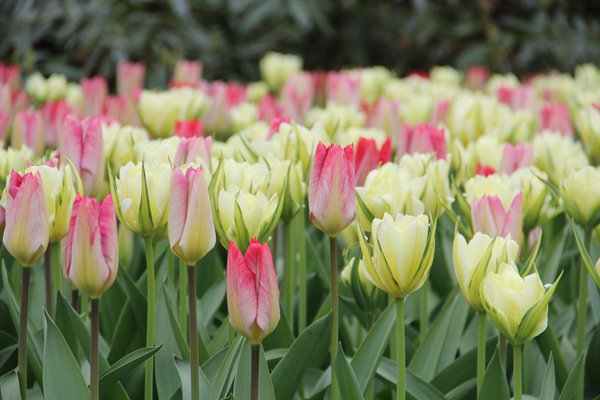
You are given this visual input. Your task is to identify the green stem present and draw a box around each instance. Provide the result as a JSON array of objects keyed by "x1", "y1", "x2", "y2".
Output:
[
  {"x1": 396, "y1": 297, "x2": 406, "y2": 400},
  {"x1": 167, "y1": 251, "x2": 176, "y2": 286},
  {"x1": 188, "y1": 266, "x2": 199, "y2": 400},
  {"x1": 179, "y1": 260, "x2": 188, "y2": 336},
  {"x1": 251, "y1": 345, "x2": 259, "y2": 400},
  {"x1": 513, "y1": 345, "x2": 522, "y2": 400},
  {"x1": 477, "y1": 312, "x2": 487, "y2": 396},
  {"x1": 18, "y1": 268, "x2": 30, "y2": 400},
  {"x1": 576, "y1": 229, "x2": 592, "y2": 399},
  {"x1": 144, "y1": 236, "x2": 156, "y2": 400},
  {"x1": 330, "y1": 237, "x2": 339, "y2": 400},
  {"x1": 366, "y1": 314, "x2": 374, "y2": 400},
  {"x1": 498, "y1": 334, "x2": 507, "y2": 368},
  {"x1": 90, "y1": 299, "x2": 100, "y2": 400},
  {"x1": 419, "y1": 282, "x2": 429, "y2": 342},
  {"x1": 51, "y1": 242, "x2": 62, "y2": 294},
  {"x1": 298, "y1": 210, "x2": 308, "y2": 332},
  {"x1": 284, "y1": 221, "x2": 296, "y2": 331},
  {"x1": 44, "y1": 248, "x2": 53, "y2": 316}
]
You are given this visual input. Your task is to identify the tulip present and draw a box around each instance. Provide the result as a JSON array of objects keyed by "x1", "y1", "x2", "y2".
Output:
[
  {"x1": 510, "y1": 167, "x2": 554, "y2": 233},
  {"x1": 561, "y1": 166, "x2": 600, "y2": 230},
  {"x1": 471, "y1": 193, "x2": 523, "y2": 247},
  {"x1": 499, "y1": 143, "x2": 532, "y2": 174},
  {"x1": 135, "y1": 136, "x2": 179, "y2": 165},
  {"x1": 168, "y1": 166, "x2": 215, "y2": 265},
  {"x1": 259, "y1": 52, "x2": 302, "y2": 92},
  {"x1": 341, "y1": 257, "x2": 383, "y2": 315},
  {"x1": 465, "y1": 66, "x2": 489, "y2": 90},
  {"x1": 174, "y1": 136, "x2": 212, "y2": 168},
  {"x1": 259, "y1": 96, "x2": 286, "y2": 125},
  {"x1": 12, "y1": 110, "x2": 45, "y2": 157},
  {"x1": 102, "y1": 123, "x2": 149, "y2": 170},
  {"x1": 308, "y1": 142, "x2": 356, "y2": 237},
  {"x1": 475, "y1": 164, "x2": 496, "y2": 176},
  {"x1": 429, "y1": 99, "x2": 450, "y2": 126},
  {"x1": 41, "y1": 101, "x2": 73, "y2": 148},
  {"x1": 174, "y1": 120, "x2": 204, "y2": 138},
  {"x1": 0, "y1": 63, "x2": 20, "y2": 91},
  {"x1": 532, "y1": 132, "x2": 588, "y2": 184},
  {"x1": 26, "y1": 72, "x2": 68, "y2": 105},
  {"x1": 172, "y1": 60, "x2": 202, "y2": 87},
  {"x1": 540, "y1": 104, "x2": 573, "y2": 137},
  {"x1": 117, "y1": 62, "x2": 145, "y2": 99},
  {"x1": 431, "y1": 66, "x2": 462, "y2": 86},
  {"x1": 355, "y1": 137, "x2": 392, "y2": 185},
  {"x1": 0, "y1": 204, "x2": 4, "y2": 237},
  {"x1": 574, "y1": 104, "x2": 600, "y2": 164},
  {"x1": 326, "y1": 72, "x2": 361, "y2": 107},
  {"x1": 280, "y1": 72, "x2": 315, "y2": 121},
  {"x1": 0, "y1": 110, "x2": 9, "y2": 143},
  {"x1": 397, "y1": 123, "x2": 447, "y2": 161},
  {"x1": 364, "y1": 98, "x2": 401, "y2": 139},
  {"x1": 81, "y1": 76, "x2": 108, "y2": 116},
  {"x1": 61, "y1": 115, "x2": 105, "y2": 198},
  {"x1": 246, "y1": 81, "x2": 269, "y2": 103},
  {"x1": 0, "y1": 146, "x2": 34, "y2": 187}
]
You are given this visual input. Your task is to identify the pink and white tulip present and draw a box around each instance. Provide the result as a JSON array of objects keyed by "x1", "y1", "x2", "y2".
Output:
[
  {"x1": 355, "y1": 137, "x2": 392, "y2": 186},
  {"x1": 0, "y1": 63, "x2": 20, "y2": 91},
  {"x1": 174, "y1": 120, "x2": 204, "y2": 138},
  {"x1": 174, "y1": 137, "x2": 212, "y2": 167},
  {"x1": 281, "y1": 72, "x2": 315, "y2": 121},
  {"x1": 465, "y1": 66, "x2": 489, "y2": 90},
  {"x1": 0, "y1": 110, "x2": 10, "y2": 143},
  {"x1": 540, "y1": 104, "x2": 573, "y2": 137},
  {"x1": 309, "y1": 142, "x2": 356, "y2": 236},
  {"x1": 258, "y1": 95, "x2": 286, "y2": 125},
  {"x1": 226, "y1": 239, "x2": 280, "y2": 344},
  {"x1": 397, "y1": 123, "x2": 447, "y2": 160},
  {"x1": 326, "y1": 72, "x2": 361, "y2": 107},
  {"x1": 499, "y1": 143, "x2": 533, "y2": 174},
  {"x1": 81, "y1": 76, "x2": 108, "y2": 116},
  {"x1": 429, "y1": 99, "x2": 450, "y2": 126},
  {"x1": 41, "y1": 100, "x2": 73, "y2": 147},
  {"x1": 364, "y1": 98, "x2": 401, "y2": 139},
  {"x1": 496, "y1": 85, "x2": 535, "y2": 110},
  {"x1": 472, "y1": 192, "x2": 523, "y2": 246},
  {"x1": 2, "y1": 170, "x2": 49, "y2": 266},
  {"x1": 61, "y1": 115, "x2": 105, "y2": 197},
  {"x1": 12, "y1": 110, "x2": 45, "y2": 156},
  {"x1": 168, "y1": 166, "x2": 216, "y2": 265},
  {"x1": 62, "y1": 194, "x2": 118, "y2": 298},
  {"x1": 117, "y1": 62, "x2": 145, "y2": 98},
  {"x1": 172, "y1": 60, "x2": 202, "y2": 87}
]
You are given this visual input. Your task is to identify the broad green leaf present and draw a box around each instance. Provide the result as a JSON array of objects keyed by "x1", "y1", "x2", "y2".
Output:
[
  {"x1": 351, "y1": 301, "x2": 395, "y2": 393},
  {"x1": 208, "y1": 336, "x2": 244, "y2": 399},
  {"x1": 540, "y1": 353, "x2": 555, "y2": 400},
  {"x1": 100, "y1": 346, "x2": 161, "y2": 388},
  {"x1": 334, "y1": 345, "x2": 363, "y2": 400},
  {"x1": 535, "y1": 326, "x2": 569, "y2": 390},
  {"x1": 478, "y1": 350, "x2": 509, "y2": 400},
  {"x1": 376, "y1": 358, "x2": 447, "y2": 400},
  {"x1": 163, "y1": 289, "x2": 190, "y2": 360},
  {"x1": 233, "y1": 342, "x2": 276, "y2": 400},
  {"x1": 271, "y1": 312, "x2": 331, "y2": 400},
  {"x1": 571, "y1": 221, "x2": 600, "y2": 287},
  {"x1": 43, "y1": 312, "x2": 89, "y2": 400},
  {"x1": 586, "y1": 324, "x2": 600, "y2": 394},
  {"x1": 174, "y1": 358, "x2": 212, "y2": 400},
  {"x1": 558, "y1": 355, "x2": 584, "y2": 400},
  {"x1": 117, "y1": 267, "x2": 147, "y2": 330},
  {"x1": 107, "y1": 301, "x2": 139, "y2": 363},
  {"x1": 0, "y1": 369, "x2": 20, "y2": 400}
]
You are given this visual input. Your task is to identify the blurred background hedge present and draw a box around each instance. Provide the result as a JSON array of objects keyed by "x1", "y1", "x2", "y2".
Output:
[{"x1": 1, "y1": 0, "x2": 600, "y2": 87}]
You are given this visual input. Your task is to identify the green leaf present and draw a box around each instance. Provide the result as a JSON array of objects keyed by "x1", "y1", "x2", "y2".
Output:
[
  {"x1": 43, "y1": 312, "x2": 89, "y2": 400},
  {"x1": 571, "y1": 221, "x2": 600, "y2": 287},
  {"x1": 351, "y1": 301, "x2": 395, "y2": 393},
  {"x1": 271, "y1": 312, "x2": 331, "y2": 400},
  {"x1": 558, "y1": 355, "x2": 584, "y2": 400},
  {"x1": 540, "y1": 353, "x2": 555, "y2": 400},
  {"x1": 0, "y1": 369, "x2": 20, "y2": 400},
  {"x1": 208, "y1": 336, "x2": 244, "y2": 399},
  {"x1": 376, "y1": 358, "x2": 447, "y2": 400},
  {"x1": 478, "y1": 350, "x2": 509, "y2": 400},
  {"x1": 174, "y1": 358, "x2": 212, "y2": 400},
  {"x1": 233, "y1": 342, "x2": 276, "y2": 400},
  {"x1": 334, "y1": 345, "x2": 363, "y2": 400},
  {"x1": 100, "y1": 346, "x2": 161, "y2": 388},
  {"x1": 586, "y1": 324, "x2": 600, "y2": 394}
]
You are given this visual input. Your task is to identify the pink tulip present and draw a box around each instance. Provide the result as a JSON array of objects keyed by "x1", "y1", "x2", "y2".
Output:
[
  {"x1": 12, "y1": 110, "x2": 45, "y2": 156},
  {"x1": 472, "y1": 192, "x2": 523, "y2": 246},
  {"x1": 174, "y1": 120, "x2": 204, "y2": 138},
  {"x1": 326, "y1": 72, "x2": 361, "y2": 106},
  {"x1": 266, "y1": 116, "x2": 291, "y2": 139},
  {"x1": 309, "y1": 142, "x2": 356, "y2": 236},
  {"x1": 540, "y1": 104, "x2": 573, "y2": 136},
  {"x1": 1, "y1": 84, "x2": 29, "y2": 116},
  {"x1": 258, "y1": 95, "x2": 286, "y2": 125},
  {"x1": 203, "y1": 82, "x2": 247, "y2": 133},
  {"x1": 0, "y1": 204, "x2": 5, "y2": 237},
  {"x1": 465, "y1": 66, "x2": 489, "y2": 90},
  {"x1": 61, "y1": 115, "x2": 105, "y2": 197},
  {"x1": 499, "y1": 143, "x2": 533, "y2": 174},
  {"x1": 397, "y1": 123, "x2": 447, "y2": 160},
  {"x1": 2, "y1": 171, "x2": 49, "y2": 266},
  {"x1": 174, "y1": 137, "x2": 212, "y2": 166},
  {"x1": 496, "y1": 85, "x2": 535, "y2": 110},
  {"x1": 355, "y1": 137, "x2": 392, "y2": 185},
  {"x1": 429, "y1": 99, "x2": 450, "y2": 126},
  {"x1": 81, "y1": 76, "x2": 108, "y2": 117},
  {"x1": 364, "y1": 98, "x2": 401, "y2": 139},
  {"x1": 172, "y1": 60, "x2": 203, "y2": 87},
  {"x1": 41, "y1": 101, "x2": 73, "y2": 147},
  {"x1": 168, "y1": 166, "x2": 216, "y2": 265},
  {"x1": 281, "y1": 72, "x2": 315, "y2": 121},
  {"x1": 103, "y1": 96, "x2": 128, "y2": 124},
  {"x1": 62, "y1": 195, "x2": 118, "y2": 298},
  {"x1": 117, "y1": 62, "x2": 145, "y2": 98},
  {"x1": 475, "y1": 164, "x2": 496, "y2": 177},
  {"x1": 226, "y1": 239, "x2": 280, "y2": 344},
  {"x1": 0, "y1": 63, "x2": 20, "y2": 91},
  {"x1": 311, "y1": 71, "x2": 328, "y2": 105},
  {"x1": 0, "y1": 110, "x2": 10, "y2": 143}
]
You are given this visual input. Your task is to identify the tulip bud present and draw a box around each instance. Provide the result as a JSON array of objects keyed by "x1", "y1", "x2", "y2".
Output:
[
  {"x1": 471, "y1": 193, "x2": 523, "y2": 247},
  {"x1": 341, "y1": 256, "x2": 383, "y2": 313},
  {"x1": 397, "y1": 123, "x2": 447, "y2": 161},
  {"x1": 62, "y1": 195, "x2": 118, "y2": 298},
  {"x1": 326, "y1": 72, "x2": 361, "y2": 107},
  {"x1": 399, "y1": 153, "x2": 452, "y2": 215},
  {"x1": 499, "y1": 143, "x2": 532, "y2": 174},
  {"x1": 430, "y1": 66, "x2": 462, "y2": 86},
  {"x1": 227, "y1": 239, "x2": 280, "y2": 344},
  {"x1": 174, "y1": 136, "x2": 212, "y2": 168},
  {"x1": 510, "y1": 167, "x2": 555, "y2": 233},
  {"x1": 281, "y1": 72, "x2": 315, "y2": 122},
  {"x1": 112, "y1": 161, "x2": 172, "y2": 236},
  {"x1": 40, "y1": 101, "x2": 73, "y2": 148},
  {"x1": 0, "y1": 63, "x2": 20, "y2": 91},
  {"x1": 453, "y1": 232, "x2": 518, "y2": 311},
  {"x1": 135, "y1": 136, "x2": 179, "y2": 165},
  {"x1": 0, "y1": 146, "x2": 34, "y2": 187},
  {"x1": 61, "y1": 115, "x2": 105, "y2": 197},
  {"x1": 259, "y1": 52, "x2": 302, "y2": 92},
  {"x1": 168, "y1": 166, "x2": 216, "y2": 265},
  {"x1": 174, "y1": 120, "x2": 204, "y2": 138},
  {"x1": 12, "y1": 110, "x2": 45, "y2": 157},
  {"x1": 574, "y1": 104, "x2": 600, "y2": 164},
  {"x1": 172, "y1": 60, "x2": 202, "y2": 87},
  {"x1": 247, "y1": 82, "x2": 269, "y2": 103},
  {"x1": 358, "y1": 213, "x2": 436, "y2": 298},
  {"x1": 103, "y1": 123, "x2": 149, "y2": 170},
  {"x1": 465, "y1": 66, "x2": 489, "y2": 90},
  {"x1": 561, "y1": 166, "x2": 600, "y2": 230},
  {"x1": 2, "y1": 170, "x2": 49, "y2": 266},
  {"x1": 480, "y1": 262, "x2": 561, "y2": 345},
  {"x1": 540, "y1": 104, "x2": 573, "y2": 137},
  {"x1": 532, "y1": 132, "x2": 588, "y2": 184},
  {"x1": 308, "y1": 142, "x2": 356, "y2": 237},
  {"x1": 117, "y1": 62, "x2": 145, "y2": 99},
  {"x1": 364, "y1": 98, "x2": 401, "y2": 139},
  {"x1": 26, "y1": 164, "x2": 76, "y2": 243},
  {"x1": 81, "y1": 76, "x2": 108, "y2": 116},
  {"x1": 355, "y1": 137, "x2": 392, "y2": 186}
]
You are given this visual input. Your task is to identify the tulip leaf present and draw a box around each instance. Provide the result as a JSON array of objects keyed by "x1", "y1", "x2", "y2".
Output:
[
  {"x1": 0, "y1": 369, "x2": 20, "y2": 400},
  {"x1": 521, "y1": 230, "x2": 543, "y2": 277},
  {"x1": 334, "y1": 345, "x2": 363, "y2": 400},
  {"x1": 376, "y1": 357, "x2": 447, "y2": 400},
  {"x1": 351, "y1": 301, "x2": 395, "y2": 393},
  {"x1": 43, "y1": 312, "x2": 89, "y2": 400},
  {"x1": 233, "y1": 342, "x2": 276, "y2": 400},
  {"x1": 260, "y1": 175, "x2": 289, "y2": 244},
  {"x1": 208, "y1": 335, "x2": 244, "y2": 399},
  {"x1": 271, "y1": 312, "x2": 331, "y2": 400},
  {"x1": 139, "y1": 162, "x2": 154, "y2": 234},
  {"x1": 535, "y1": 326, "x2": 569, "y2": 391},
  {"x1": 540, "y1": 353, "x2": 555, "y2": 400},
  {"x1": 208, "y1": 156, "x2": 229, "y2": 249},
  {"x1": 63, "y1": 155, "x2": 84, "y2": 195},
  {"x1": 174, "y1": 358, "x2": 212, "y2": 400},
  {"x1": 477, "y1": 350, "x2": 509, "y2": 400},
  {"x1": 100, "y1": 346, "x2": 162, "y2": 388},
  {"x1": 558, "y1": 355, "x2": 584, "y2": 400},
  {"x1": 571, "y1": 220, "x2": 600, "y2": 288},
  {"x1": 355, "y1": 192, "x2": 375, "y2": 225},
  {"x1": 233, "y1": 193, "x2": 251, "y2": 251},
  {"x1": 585, "y1": 324, "x2": 600, "y2": 394}
]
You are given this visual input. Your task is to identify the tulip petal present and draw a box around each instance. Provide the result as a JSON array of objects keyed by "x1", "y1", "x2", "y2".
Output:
[{"x1": 227, "y1": 241, "x2": 258, "y2": 336}]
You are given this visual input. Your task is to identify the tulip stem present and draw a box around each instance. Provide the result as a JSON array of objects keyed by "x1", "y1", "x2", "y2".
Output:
[
  {"x1": 144, "y1": 237, "x2": 156, "y2": 400},
  {"x1": 18, "y1": 268, "x2": 30, "y2": 400},
  {"x1": 513, "y1": 344, "x2": 522, "y2": 400},
  {"x1": 44, "y1": 248, "x2": 53, "y2": 316},
  {"x1": 330, "y1": 236, "x2": 339, "y2": 400},
  {"x1": 477, "y1": 312, "x2": 487, "y2": 396},
  {"x1": 284, "y1": 221, "x2": 296, "y2": 331},
  {"x1": 251, "y1": 344, "x2": 259, "y2": 400},
  {"x1": 90, "y1": 299, "x2": 100, "y2": 400},
  {"x1": 498, "y1": 334, "x2": 507, "y2": 368},
  {"x1": 576, "y1": 229, "x2": 592, "y2": 400},
  {"x1": 51, "y1": 242, "x2": 62, "y2": 294},
  {"x1": 298, "y1": 210, "x2": 308, "y2": 332},
  {"x1": 419, "y1": 281, "x2": 429, "y2": 342},
  {"x1": 188, "y1": 266, "x2": 199, "y2": 400},
  {"x1": 179, "y1": 260, "x2": 188, "y2": 336},
  {"x1": 396, "y1": 297, "x2": 406, "y2": 400}
]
